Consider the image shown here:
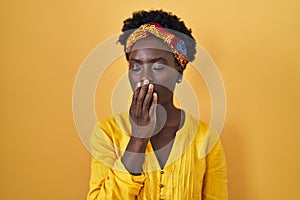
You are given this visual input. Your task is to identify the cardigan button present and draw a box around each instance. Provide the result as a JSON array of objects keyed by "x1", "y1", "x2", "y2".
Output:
[
  {"x1": 160, "y1": 170, "x2": 164, "y2": 174},
  {"x1": 159, "y1": 183, "x2": 164, "y2": 188}
]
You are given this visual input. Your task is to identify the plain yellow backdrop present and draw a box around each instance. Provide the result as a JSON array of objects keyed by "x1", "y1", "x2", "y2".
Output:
[{"x1": 1, "y1": 0, "x2": 299, "y2": 199}]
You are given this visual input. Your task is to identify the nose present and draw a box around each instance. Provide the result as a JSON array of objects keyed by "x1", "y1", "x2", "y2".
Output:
[{"x1": 139, "y1": 64, "x2": 154, "y2": 83}]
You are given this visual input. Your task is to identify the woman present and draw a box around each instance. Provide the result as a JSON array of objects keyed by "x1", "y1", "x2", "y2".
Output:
[{"x1": 87, "y1": 10, "x2": 228, "y2": 200}]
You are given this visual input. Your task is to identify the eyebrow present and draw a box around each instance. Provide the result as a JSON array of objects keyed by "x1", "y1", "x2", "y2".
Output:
[{"x1": 129, "y1": 57, "x2": 168, "y2": 63}]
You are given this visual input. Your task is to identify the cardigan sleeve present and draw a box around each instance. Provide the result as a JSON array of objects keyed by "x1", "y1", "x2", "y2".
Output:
[
  {"x1": 87, "y1": 119, "x2": 145, "y2": 200},
  {"x1": 202, "y1": 139, "x2": 228, "y2": 200}
]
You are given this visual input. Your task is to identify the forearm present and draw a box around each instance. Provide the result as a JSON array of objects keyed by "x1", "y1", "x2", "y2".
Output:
[
  {"x1": 121, "y1": 137, "x2": 149, "y2": 174},
  {"x1": 87, "y1": 157, "x2": 145, "y2": 200}
]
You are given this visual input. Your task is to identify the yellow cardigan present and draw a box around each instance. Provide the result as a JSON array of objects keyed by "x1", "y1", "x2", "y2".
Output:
[{"x1": 87, "y1": 112, "x2": 228, "y2": 200}]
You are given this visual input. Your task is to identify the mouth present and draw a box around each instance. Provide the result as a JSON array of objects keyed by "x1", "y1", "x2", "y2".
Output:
[
  {"x1": 152, "y1": 84, "x2": 173, "y2": 95},
  {"x1": 134, "y1": 80, "x2": 173, "y2": 97}
]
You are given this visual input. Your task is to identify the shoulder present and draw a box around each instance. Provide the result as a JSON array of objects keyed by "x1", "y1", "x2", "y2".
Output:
[
  {"x1": 96, "y1": 111, "x2": 131, "y2": 135},
  {"x1": 183, "y1": 112, "x2": 210, "y2": 138},
  {"x1": 90, "y1": 112, "x2": 131, "y2": 165},
  {"x1": 91, "y1": 112, "x2": 131, "y2": 152},
  {"x1": 184, "y1": 113, "x2": 221, "y2": 159}
]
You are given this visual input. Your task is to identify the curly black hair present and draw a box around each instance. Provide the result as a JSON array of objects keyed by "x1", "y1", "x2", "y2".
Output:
[{"x1": 118, "y1": 10, "x2": 196, "y2": 68}]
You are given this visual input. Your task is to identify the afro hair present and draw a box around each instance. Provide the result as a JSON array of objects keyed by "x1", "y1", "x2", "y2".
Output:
[{"x1": 118, "y1": 10, "x2": 196, "y2": 67}]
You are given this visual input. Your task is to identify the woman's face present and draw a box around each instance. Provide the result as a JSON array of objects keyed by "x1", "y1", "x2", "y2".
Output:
[{"x1": 128, "y1": 37, "x2": 181, "y2": 105}]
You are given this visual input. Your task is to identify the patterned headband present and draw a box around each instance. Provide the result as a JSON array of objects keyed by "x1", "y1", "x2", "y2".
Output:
[{"x1": 125, "y1": 22, "x2": 189, "y2": 69}]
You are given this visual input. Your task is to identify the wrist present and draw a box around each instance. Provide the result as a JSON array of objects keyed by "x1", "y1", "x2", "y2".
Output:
[
  {"x1": 130, "y1": 135, "x2": 150, "y2": 143},
  {"x1": 125, "y1": 136, "x2": 149, "y2": 153}
]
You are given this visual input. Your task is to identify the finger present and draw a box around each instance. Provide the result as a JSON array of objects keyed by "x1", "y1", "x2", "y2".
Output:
[
  {"x1": 134, "y1": 81, "x2": 142, "y2": 90},
  {"x1": 136, "y1": 79, "x2": 149, "y2": 109},
  {"x1": 149, "y1": 92, "x2": 158, "y2": 121},
  {"x1": 142, "y1": 83, "x2": 154, "y2": 115},
  {"x1": 131, "y1": 82, "x2": 142, "y2": 105}
]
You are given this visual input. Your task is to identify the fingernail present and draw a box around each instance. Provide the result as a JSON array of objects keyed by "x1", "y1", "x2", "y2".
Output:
[
  {"x1": 149, "y1": 84, "x2": 153, "y2": 89},
  {"x1": 137, "y1": 82, "x2": 142, "y2": 88},
  {"x1": 143, "y1": 79, "x2": 149, "y2": 85}
]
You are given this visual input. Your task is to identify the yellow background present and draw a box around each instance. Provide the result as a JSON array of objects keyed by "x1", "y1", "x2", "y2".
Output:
[{"x1": 1, "y1": 0, "x2": 299, "y2": 199}]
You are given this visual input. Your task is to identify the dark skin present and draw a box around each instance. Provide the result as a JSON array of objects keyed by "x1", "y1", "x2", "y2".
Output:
[{"x1": 121, "y1": 37, "x2": 184, "y2": 174}]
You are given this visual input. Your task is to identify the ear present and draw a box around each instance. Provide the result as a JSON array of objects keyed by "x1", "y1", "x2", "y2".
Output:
[{"x1": 176, "y1": 74, "x2": 183, "y2": 83}]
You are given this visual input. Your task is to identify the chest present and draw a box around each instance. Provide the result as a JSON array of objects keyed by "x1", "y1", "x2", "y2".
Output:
[
  {"x1": 140, "y1": 145, "x2": 207, "y2": 200},
  {"x1": 150, "y1": 128, "x2": 177, "y2": 168}
]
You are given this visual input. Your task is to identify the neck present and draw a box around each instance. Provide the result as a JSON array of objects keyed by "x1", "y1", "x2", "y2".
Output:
[
  {"x1": 156, "y1": 96, "x2": 182, "y2": 129},
  {"x1": 160, "y1": 99, "x2": 177, "y2": 113}
]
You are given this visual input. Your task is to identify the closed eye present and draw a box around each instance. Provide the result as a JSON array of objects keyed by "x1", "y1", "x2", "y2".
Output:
[
  {"x1": 130, "y1": 64, "x2": 142, "y2": 72},
  {"x1": 152, "y1": 63, "x2": 165, "y2": 71}
]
